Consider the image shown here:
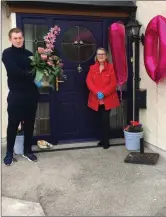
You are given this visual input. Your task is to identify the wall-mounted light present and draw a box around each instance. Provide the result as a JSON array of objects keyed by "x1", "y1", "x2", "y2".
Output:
[
  {"x1": 124, "y1": 19, "x2": 159, "y2": 166},
  {"x1": 126, "y1": 19, "x2": 144, "y2": 45},
  {"x1": 125, "y1": 18, "x2": 147, "y2": 123}
]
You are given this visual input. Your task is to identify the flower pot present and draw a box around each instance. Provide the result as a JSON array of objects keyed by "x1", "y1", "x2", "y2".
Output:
[
  {"x1": 124, "y1": 130, "x2": 144, "y2": 151},
  {"x1": 41, "y1": 75, "x2": 49, "y2": 87},
  {"x1": 14, "y1": 135, "x2": 24, "y2": 155}
]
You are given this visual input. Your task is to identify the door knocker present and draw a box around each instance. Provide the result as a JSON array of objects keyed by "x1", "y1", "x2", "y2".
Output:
[{"x1": 77, "y1": 64, "x2": 82, "y2": 73}]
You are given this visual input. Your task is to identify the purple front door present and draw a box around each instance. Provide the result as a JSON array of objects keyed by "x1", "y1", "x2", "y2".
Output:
[
  {"x1": 17, "y1": 14, "x2": 133, "y2": 145},
  {"x1": 52, "y1": 19, "x2": 103, "y2": 143}
]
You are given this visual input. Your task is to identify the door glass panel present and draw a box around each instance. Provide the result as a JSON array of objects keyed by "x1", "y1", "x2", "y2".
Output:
[
  {"x1": 33, "y1": 102, "x2": 50, "y2": 136},
  {"x1": 24, "y1": 24, "x2": 48, "y2": 53},
  {"x1": 79, "y1": 26, "x2": 96, "y2": 44},
  {"x1": 80, "y1": 45, "x2": 96, "y2": 62},
  {"x1": 61, "y1": 44, "x2": 79, "y2": 62},
  {"x1": 35, "y1": 25, "x2": 47, "y2": 41},
  {"x1": 24, "y1": 24, "x2": 34, "y2": 53},
  {"x1": 110, "y1": 99, "x2": 127, "y2": 129},
  {"x1": 24, "y1": 23, "x2": 49, "y2": 94},
  {"x1": 61, "y1": 25, "x2": 96, "y2": 63},
  {"x1": 62, "y1": 26, "x2": 78, "y2": 43}
]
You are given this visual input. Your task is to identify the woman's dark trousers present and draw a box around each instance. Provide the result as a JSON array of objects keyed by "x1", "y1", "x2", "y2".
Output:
[{"x1": 98, "y1": 105, "x2": 111, "y2": 148}]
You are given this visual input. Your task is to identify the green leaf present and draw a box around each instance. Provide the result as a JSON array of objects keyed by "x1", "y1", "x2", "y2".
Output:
[
  {"x1": 45, "y1": 67, "x2": 53, "y2": 75},
  {"x1": 31, "y1": 62, "x2": 37, "y2": 66},
  {"x1": 34, "y1": 51, "x2": 41, "y2": 66},
  {"x1": 44, "y1": 70, "x2": 49, "y2": 76},
  {"x1": 49, "y1": 84, "x2": 55, "y2": 90},
  {"x1": 35, "y1": 69, "x2": 44, "y2": 82},
  {"x1": 49, "y1": 78, "x2": 55, "y2": 90},
  {"x1": 39, "y1": 62, "x2": 46, "y2": 66},
  {"x1": 29, "y1": 56, "x2": 35, "y2": 61},
  {"x1": 35, "y1": 51, "x2": 40, "y2": 59},
  {"x1": 51, "y1": 66, "x2": 61, "y2": 76},
  {"x1": 49, "y1": 74, "x2": 55, "y2": 83}
]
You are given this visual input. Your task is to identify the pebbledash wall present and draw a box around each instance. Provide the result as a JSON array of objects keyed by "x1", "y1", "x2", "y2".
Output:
[
  {"x1": 2, "y1": 4, "x2": 13, "y2": 141},
  {"x1": 1, "y1": 4, "x2": 16, "y2": 142},
  {"x1": 1, "y1": 2, "x2": 166, "y2": 152},
  {"x1": 136, "y1": 1, "x2": 166, "y2": 151}
]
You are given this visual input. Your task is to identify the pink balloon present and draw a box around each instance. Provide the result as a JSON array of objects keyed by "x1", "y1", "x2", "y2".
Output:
[
  {"x1": 108, "y1": 22, "x2": 128, "y2": 87},
  {"x1": 144, "y1": 15, "x2": 166, "y2": 84}
]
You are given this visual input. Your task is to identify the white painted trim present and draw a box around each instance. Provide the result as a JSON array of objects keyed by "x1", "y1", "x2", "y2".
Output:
[
  {"x1": 10, "y1": 13, "x2": 16, "y2": 28},
  {"x1": 1, "y1": 137, "x2": 6, "y2": 147}
]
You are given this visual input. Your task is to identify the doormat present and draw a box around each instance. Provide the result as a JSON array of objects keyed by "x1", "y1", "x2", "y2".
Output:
[
  {"x1": 33, "y1": 143, "x2": 125, "y2": 153},
  {"x1": 124, "y1": 152, "x2": 159, "y2": 165}
]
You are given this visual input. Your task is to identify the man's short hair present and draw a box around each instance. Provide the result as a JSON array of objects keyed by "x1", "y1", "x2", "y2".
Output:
[{"x1": 8, "y1": 28, "x2": 24, "y2": 38}]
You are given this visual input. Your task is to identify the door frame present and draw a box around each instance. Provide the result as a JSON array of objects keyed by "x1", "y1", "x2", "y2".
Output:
[{"x1": 16, "y1": 13, "x2": 134, "y2": 144}]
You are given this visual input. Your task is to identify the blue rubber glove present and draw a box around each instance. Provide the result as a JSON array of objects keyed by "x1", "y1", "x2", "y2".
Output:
[
  {"x1": 97, "y1": 92, "x2": 104, "y2": 100},
  {"x1": 34, "y1": 81, "x2": 42, "y2": 88}
]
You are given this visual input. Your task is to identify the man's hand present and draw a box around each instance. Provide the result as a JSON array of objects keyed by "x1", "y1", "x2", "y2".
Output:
[
  {"x1": 97, "y1": 92, "x2": 104, "y2": 100},
  {"x1": 34, "y1": 81, "x2": 42, "y2": 88}
]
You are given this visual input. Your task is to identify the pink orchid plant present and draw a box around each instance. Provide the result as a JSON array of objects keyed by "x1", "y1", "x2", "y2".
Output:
[{"x1": 29, "y1": 25, "x2": 64, "y2": 89}]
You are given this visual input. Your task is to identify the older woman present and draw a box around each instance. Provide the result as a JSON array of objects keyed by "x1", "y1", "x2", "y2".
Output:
[{"x1": 86, "y1": 47, "x2": 120, "y2": 149}]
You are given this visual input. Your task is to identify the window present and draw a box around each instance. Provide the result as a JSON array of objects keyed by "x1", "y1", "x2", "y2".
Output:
[
  {"x1": 61, "y1": 26, "x2": 96, "y2": 62},
  {"x1": 33, "y1": 102, "x2": 50, "y2": 136},
  {"x1": 24, "y1": 23, "x2": 49, "y2": 94},
  {"x1": 24, "y1": 24, "x2": 48, "y2": 53}
]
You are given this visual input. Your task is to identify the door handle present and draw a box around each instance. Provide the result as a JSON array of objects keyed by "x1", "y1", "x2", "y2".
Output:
[{"x1": 56, "y1": 77, "x2": 64, "y2": 91}]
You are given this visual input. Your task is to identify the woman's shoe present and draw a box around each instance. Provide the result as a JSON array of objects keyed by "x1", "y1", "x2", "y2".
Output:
[
  {"x1": 103, "y1": 144, "x2": 110, "y2": 149},
  {"x1": 97, "y1": 141, "x2": 103, "y2": 146}
]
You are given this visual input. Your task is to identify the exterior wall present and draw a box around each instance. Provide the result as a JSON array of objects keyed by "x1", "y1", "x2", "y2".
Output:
[
  {"x1": 1, "y1": 4, "x2": 16, "y2": 139},
  {"x1": 136, "y1": 1, "x2": 166, "y2": 150}
]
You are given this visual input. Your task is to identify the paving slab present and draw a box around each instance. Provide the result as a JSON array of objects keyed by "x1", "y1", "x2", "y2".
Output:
[
  {"x1": 2, "y1": 196, "x2": 45, "y2": 216},
  {"x1": 2, "y1": 142, "x2": 166, "y2": 216}
]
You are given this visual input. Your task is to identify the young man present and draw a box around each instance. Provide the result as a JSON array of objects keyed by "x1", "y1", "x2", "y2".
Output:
[{"x1": 2, "y1": 28, "x2": 41, "y2": 166}]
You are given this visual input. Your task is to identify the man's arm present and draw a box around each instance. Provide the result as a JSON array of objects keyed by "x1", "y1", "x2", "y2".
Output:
[{"x1": 2, "y1": 49, "x2": 33, "y2": 79}]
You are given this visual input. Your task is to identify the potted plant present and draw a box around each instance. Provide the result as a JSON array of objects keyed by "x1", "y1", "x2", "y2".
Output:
[
  {"x1": 124, "y1": 121, "x2": 144, "y2": 151},
  {"x1": 14, "y1": 121, "x2": 24, "y2": 155},
  {"x1": 29, "y1": 25, "x2": 65, "y2": 90}
]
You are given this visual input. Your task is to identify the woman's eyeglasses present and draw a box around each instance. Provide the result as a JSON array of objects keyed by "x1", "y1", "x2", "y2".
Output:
[{"x1": 97, "y1": 53, "x2": 106, "y2": 56}]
